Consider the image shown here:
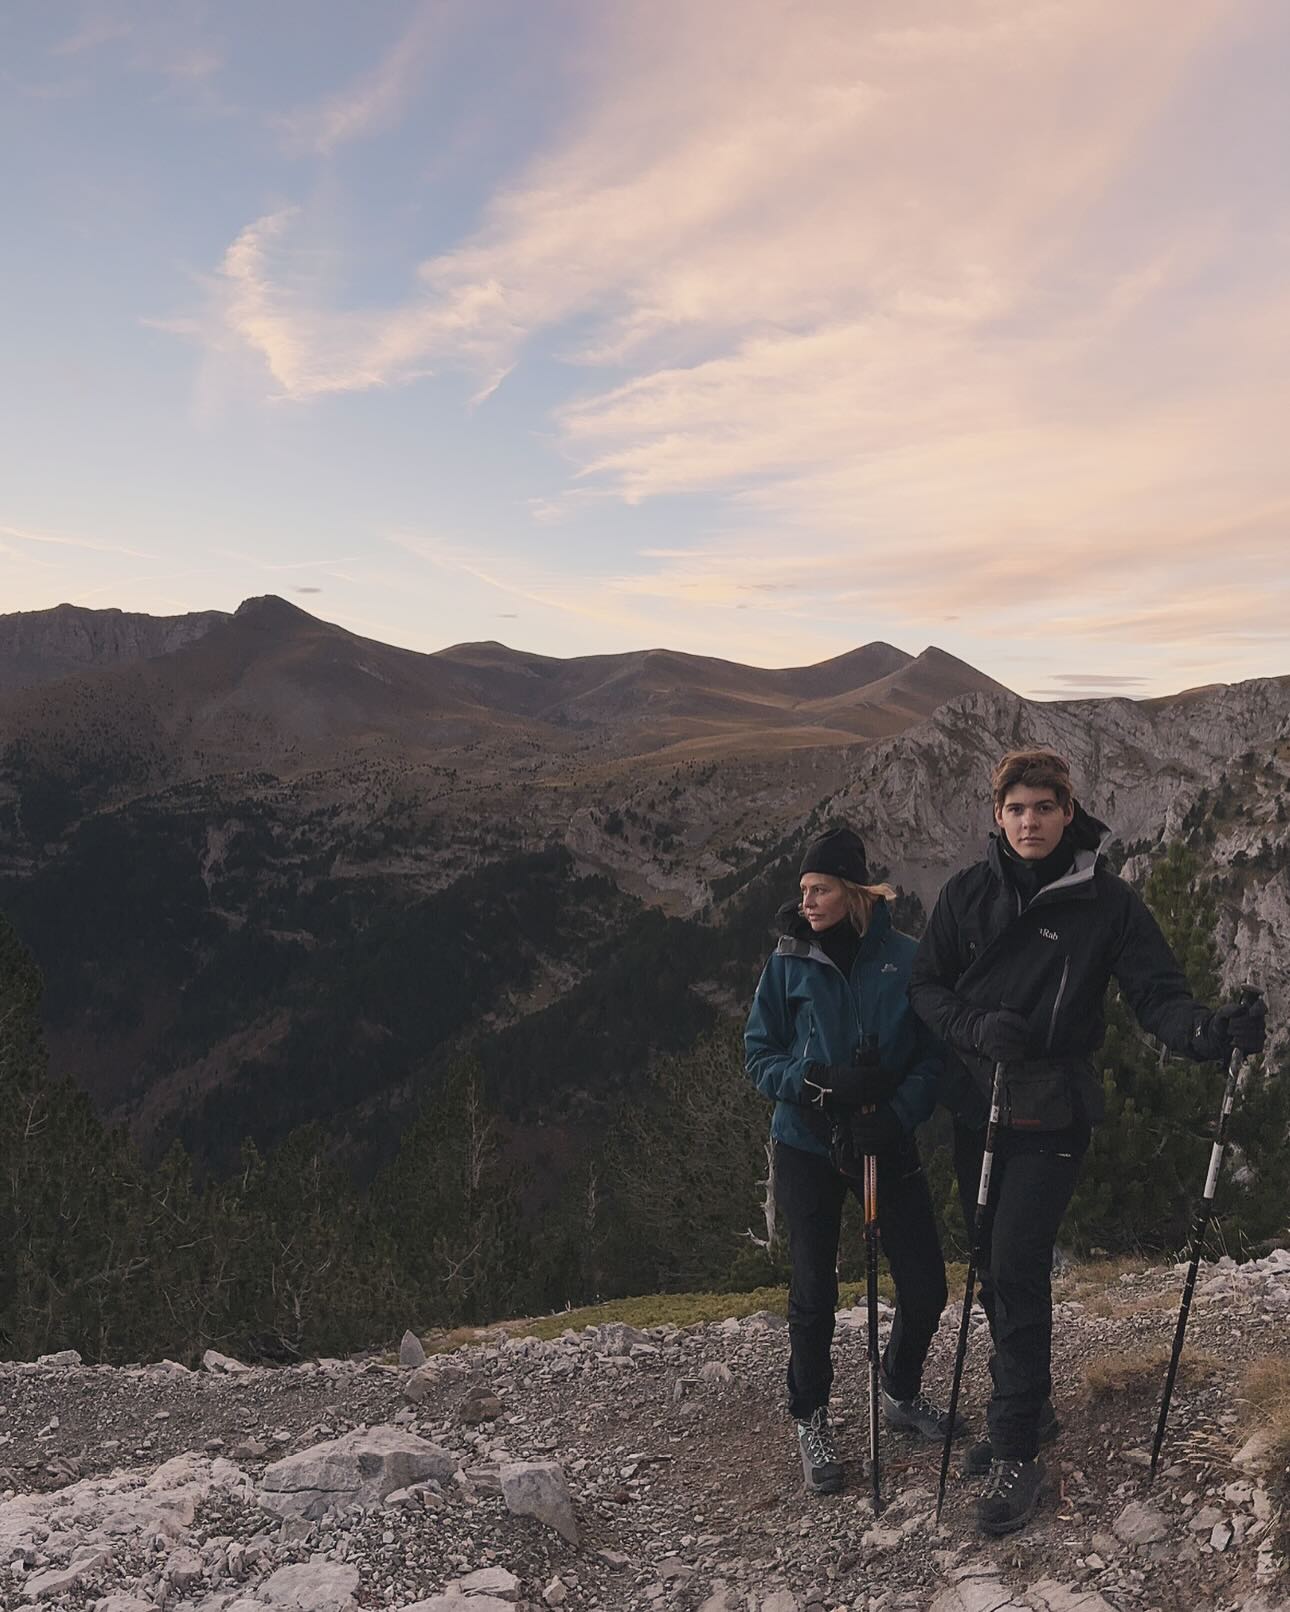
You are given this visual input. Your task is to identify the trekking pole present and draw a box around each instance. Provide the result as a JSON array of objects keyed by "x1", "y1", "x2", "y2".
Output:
[
  {"x1": 864, "y1": 1149, "x2": 882, "y2": 1513},
  {"x1": 1149, "y1": 986, "x2": 1263, "y2": 1483},
  {"x1": 935, "y1": 1059, "x2": 1006, "y2": 1523}
]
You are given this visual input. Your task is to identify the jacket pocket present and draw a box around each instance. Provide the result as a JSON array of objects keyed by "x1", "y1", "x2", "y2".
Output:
[{"x1": 1000, "y1": 1059, "x2": 1075, "y2": 1132}]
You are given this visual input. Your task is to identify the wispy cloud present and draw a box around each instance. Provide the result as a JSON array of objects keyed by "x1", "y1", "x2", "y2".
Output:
[
  {"x1": 277, "y1": 3, "x2": 440, "y2": 157},
  {"x1": 1, "y1": 521, "x2": 158, "y2": 561},
  {"x1": 160, "y1": 0, "x2": 1289, "y2": 673}
]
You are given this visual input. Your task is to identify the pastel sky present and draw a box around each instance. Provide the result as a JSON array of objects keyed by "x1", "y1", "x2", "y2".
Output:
[{"x1": 3, "y1": 1, "x2": 1289, "y2": 699}]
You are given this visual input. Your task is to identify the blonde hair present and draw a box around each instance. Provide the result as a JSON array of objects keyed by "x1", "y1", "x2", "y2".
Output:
[{"x1": 802, "y1": 875, "x2": 898, "y2": 935}]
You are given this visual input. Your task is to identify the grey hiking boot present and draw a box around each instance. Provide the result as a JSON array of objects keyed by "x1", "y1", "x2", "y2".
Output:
[
  {"x1": 796, "y1": 1408, "x2": 844, "y2": 1494},
  {"x1": 976, "y1": 1456, "x2": 1044, "y2": 1535},
  {"x1": 881, "y1": 1388, "x2": 968, "y2": 1442},
  {"x1": 964, "y1": 1399, "x2": 1059, "y2": 1476}
]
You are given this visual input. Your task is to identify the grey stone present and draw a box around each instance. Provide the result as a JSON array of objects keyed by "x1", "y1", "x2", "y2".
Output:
[
  {"x1": 92, "y1": 1598, "x2": 158, "y2": 1612},
  {"x1": 1112, "y1": 1499, "x2": 1169, "y2": 1546},
  {"x1": 759, "y1": 1594, "x2": 802, "y2": 1612},
  {"x1": 404, "y1": 1365, "x2": 436, "y2": 1403},
  {"x1": 23, "y1": 1544, "x2": 113, "y2": 1598},
  {"x1": 499, "y1": 1460, "x2": 579, "y2": 1545},
  {"x1": 400, "y1": 1599, "x2": 514, "y2": 1612},
  {"x1": 399, "y1": 1330, "x2": 428, "y2": 1369},
  {"x1": 259, "y1": 1562, "x2": 361, "y2": 1611},
  {"x1": 260, "y1": 1425, "x2": 458, "y2": 1520},
  {"x1": 457, "y1": 1566, "x2": 521, "y2": 1599},
  {"x1": 1026, "y1": 1580, "x2": 1120, "y2": 1612},
  {"x1": 36, "y1": 1349, "x2": 82, "y2": 1368}
]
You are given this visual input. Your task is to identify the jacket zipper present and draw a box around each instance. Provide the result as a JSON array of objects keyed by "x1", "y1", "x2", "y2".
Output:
[{"x1": 1045, "y1": 956, "x2": 1071, "y2": 1053}]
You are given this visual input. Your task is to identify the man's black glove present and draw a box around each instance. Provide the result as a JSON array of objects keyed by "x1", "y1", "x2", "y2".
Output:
[
  {"x1": 972, "y1": 1008, "x2": 1031, "y2": 1063},
  {"x1": 1198, "y1": 997, "x2": 1267, "y2": 1060},
  {"x1": 848, "y1": 1103, "x2": 906, "y2": 1156}
]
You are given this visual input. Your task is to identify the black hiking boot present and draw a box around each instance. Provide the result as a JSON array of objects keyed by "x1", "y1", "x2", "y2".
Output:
[
  {"x1": 976, "y1": 1456, "x2": 1044, "y2": 1535},
  {"x1": 964, "y1": 1399, "x2": 1059, "y2": 1476},
  {"x1": 796, "y1": 1407, "x2": 844, "y2": 1494},
  {"x1": 881, "y1": 1388, "x2": 968, "y2": 1441}
]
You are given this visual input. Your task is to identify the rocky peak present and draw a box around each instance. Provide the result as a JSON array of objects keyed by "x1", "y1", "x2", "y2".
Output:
[{"x1": 0, "y1": 603, "x2": 227, "y2": 692}]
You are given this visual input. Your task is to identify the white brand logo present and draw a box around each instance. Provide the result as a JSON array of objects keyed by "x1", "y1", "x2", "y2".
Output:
[{"x1": 1039, "y1": 927, "x2": 1059, "y2": 941}]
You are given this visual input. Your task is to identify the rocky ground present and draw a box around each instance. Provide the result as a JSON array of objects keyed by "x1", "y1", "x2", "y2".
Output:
[{"x1": 1, "y1": 1255, "x2": 1288, "y2": 1612}]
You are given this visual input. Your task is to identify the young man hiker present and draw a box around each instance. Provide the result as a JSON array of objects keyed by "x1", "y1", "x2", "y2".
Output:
[
  {"x1": 909, "y1": 749, "x2": 1266, "y2": 1536},
  {"x1": 745, "y1": 825, "x2": 963, "y2": 1497}
]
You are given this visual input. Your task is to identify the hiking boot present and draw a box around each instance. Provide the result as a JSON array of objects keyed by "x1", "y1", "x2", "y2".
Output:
[
  {"x1": 976, "y1": 1456, "x2": 1044, "y2": 1535},
  {"x1": 964, "y1": 1399, "x2": 1059, "y2": 1476},
  {"x1": 881, "y1": 1388, "x2": 968, "y2": 1442},
  {"x1": 796, "y1": 1408, "x2": 844, "y2": 1494}
]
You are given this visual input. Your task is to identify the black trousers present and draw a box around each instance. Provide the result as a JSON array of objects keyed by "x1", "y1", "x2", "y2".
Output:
[
  {"x1": 775, "y1": 1138, "x2": 948, "y2": 1421},
  {"x1": 953, "y1": 1123, "x2": 1082, "y2": 1460}
]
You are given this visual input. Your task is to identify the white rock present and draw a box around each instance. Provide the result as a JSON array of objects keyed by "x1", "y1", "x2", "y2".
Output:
[
  {"x1": 92, "y1": 1598, "x2": 158, "y2": 1612},
  {"x1": 542, "y1": 1577, "x2": 567, "y2": 1607},
  {"x1": 1210, "y1": 1520, "x2": 1233, "y2": 1552},
  {"x1": 260, "y1": 1426, "x2": 458, "y2": 1520},
  {"x1": 201, "y1": 1350, "x2": 251, "y2": 1375},
  {"x1": 499, "y1": 1460, "x2": 578, "y2": 1545},
  {"x1": 259, "y1": 1561, "x2": 361, "y2": 1611},
  {"x1": 36, "y1": 1349, "x2": 83, "y2": 1368},
  {"x1": 699, "y1": 1362, "x2": 733, "y2": 1387}
]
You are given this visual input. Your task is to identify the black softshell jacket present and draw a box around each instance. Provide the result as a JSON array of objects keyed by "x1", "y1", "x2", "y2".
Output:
[{"x1": 909, "y1": 808, "x2": 1215, "y2": 1126}]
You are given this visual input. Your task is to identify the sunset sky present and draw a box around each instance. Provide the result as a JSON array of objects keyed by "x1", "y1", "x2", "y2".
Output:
[{"x1": 3, "y1": 0, "x2": 1288, "y2": 698}]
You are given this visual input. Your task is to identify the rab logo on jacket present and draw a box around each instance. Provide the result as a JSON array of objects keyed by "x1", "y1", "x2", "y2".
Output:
[{"x1": 1039, "y1": 927, "x2": 1059, "y2": 942}]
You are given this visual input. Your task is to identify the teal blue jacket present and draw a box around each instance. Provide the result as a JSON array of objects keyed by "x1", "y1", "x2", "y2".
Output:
[{"x1": 744, "y1": 901, "x2": 944, "y2": 1158}]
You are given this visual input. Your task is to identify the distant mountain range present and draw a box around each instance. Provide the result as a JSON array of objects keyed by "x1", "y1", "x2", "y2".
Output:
[
  {"x1": 0, "y1": 596, "x2": 1009, "y2": 767},
  {"x1": 1, "y1": 596, "x2": 1285, "y2": 1185}
]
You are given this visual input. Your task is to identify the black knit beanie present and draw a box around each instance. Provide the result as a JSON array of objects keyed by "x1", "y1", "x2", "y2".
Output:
[{"x1": 798, "y1": 825, "x2": 869, "y2": 885}]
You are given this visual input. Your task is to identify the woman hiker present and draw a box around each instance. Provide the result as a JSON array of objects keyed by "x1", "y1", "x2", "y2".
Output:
[{"x1": 744, "y1": 824, "x2": 963, "y2": 1494}]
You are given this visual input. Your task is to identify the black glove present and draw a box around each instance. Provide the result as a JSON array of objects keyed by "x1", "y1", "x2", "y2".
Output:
[
  {"x1": 848, "y1": 1103, "x2": 906, "y2": 1156},
  {"x1": 1200, "y1": 997, "x2": 1267, "y2": 1059},
  {"x1": 972, "y1": 1008, "x2": 1031, "y2": 1063},
  {"x1": 804, "y1": 1044, "x2": 891, "y2": 1109}
]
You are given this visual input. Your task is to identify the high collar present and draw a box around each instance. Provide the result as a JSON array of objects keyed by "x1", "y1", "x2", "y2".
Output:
[{"x1": 774, "y1": 896, "x2": 892, "y2": 962}]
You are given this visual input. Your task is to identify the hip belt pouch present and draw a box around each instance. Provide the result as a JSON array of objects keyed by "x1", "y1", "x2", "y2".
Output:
[{"x1": 1000, "y1": 1059, "x2": 1078, "y2": 1132}]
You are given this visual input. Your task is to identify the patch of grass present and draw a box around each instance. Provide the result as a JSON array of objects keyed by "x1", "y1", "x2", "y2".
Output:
[
  {"x1": 1240, "y1": 1357, "x2": 1290, "y2": 1471},
  {"x1": 419, "y1": 1264, "x2": 970, "y2": 1355},
  {"x1": 1081, "y1": 1343, "x2": 1220, "y2": 1401},
  {"x1": 1056, "y1": 1255, "x2": 1164, "y2": 1305}
]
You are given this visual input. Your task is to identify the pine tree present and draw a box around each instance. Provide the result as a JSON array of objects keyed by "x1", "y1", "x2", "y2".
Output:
[
  {"x1": 373, "y1": 1057, "x2": 527, "y2": 1326},
  {"x1": 1065, "y1": 843, "x2": 1290, "y2": 1253}
]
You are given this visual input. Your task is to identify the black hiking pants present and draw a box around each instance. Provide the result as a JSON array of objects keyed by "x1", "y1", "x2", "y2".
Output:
[
  {"x1": 953, "y1": 1122, "x2": 1083, "y2": 1461},
  {"x1": 775, "y1": 1137, "x2": 948, "y2": 1421}
]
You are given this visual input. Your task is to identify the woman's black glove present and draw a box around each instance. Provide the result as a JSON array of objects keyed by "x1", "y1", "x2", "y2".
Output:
[{"x1": 804, "y1": 1046, "x2": 897, "y2": 1108}]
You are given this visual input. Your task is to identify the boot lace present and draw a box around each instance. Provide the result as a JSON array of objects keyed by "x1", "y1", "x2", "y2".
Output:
[
  {"x1": 983, "y1": 1457, "x2": 1025, "y2": 1499},
  {"x1": 801, "y1": 1408, "x2": 838, "y2": 1466}
]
